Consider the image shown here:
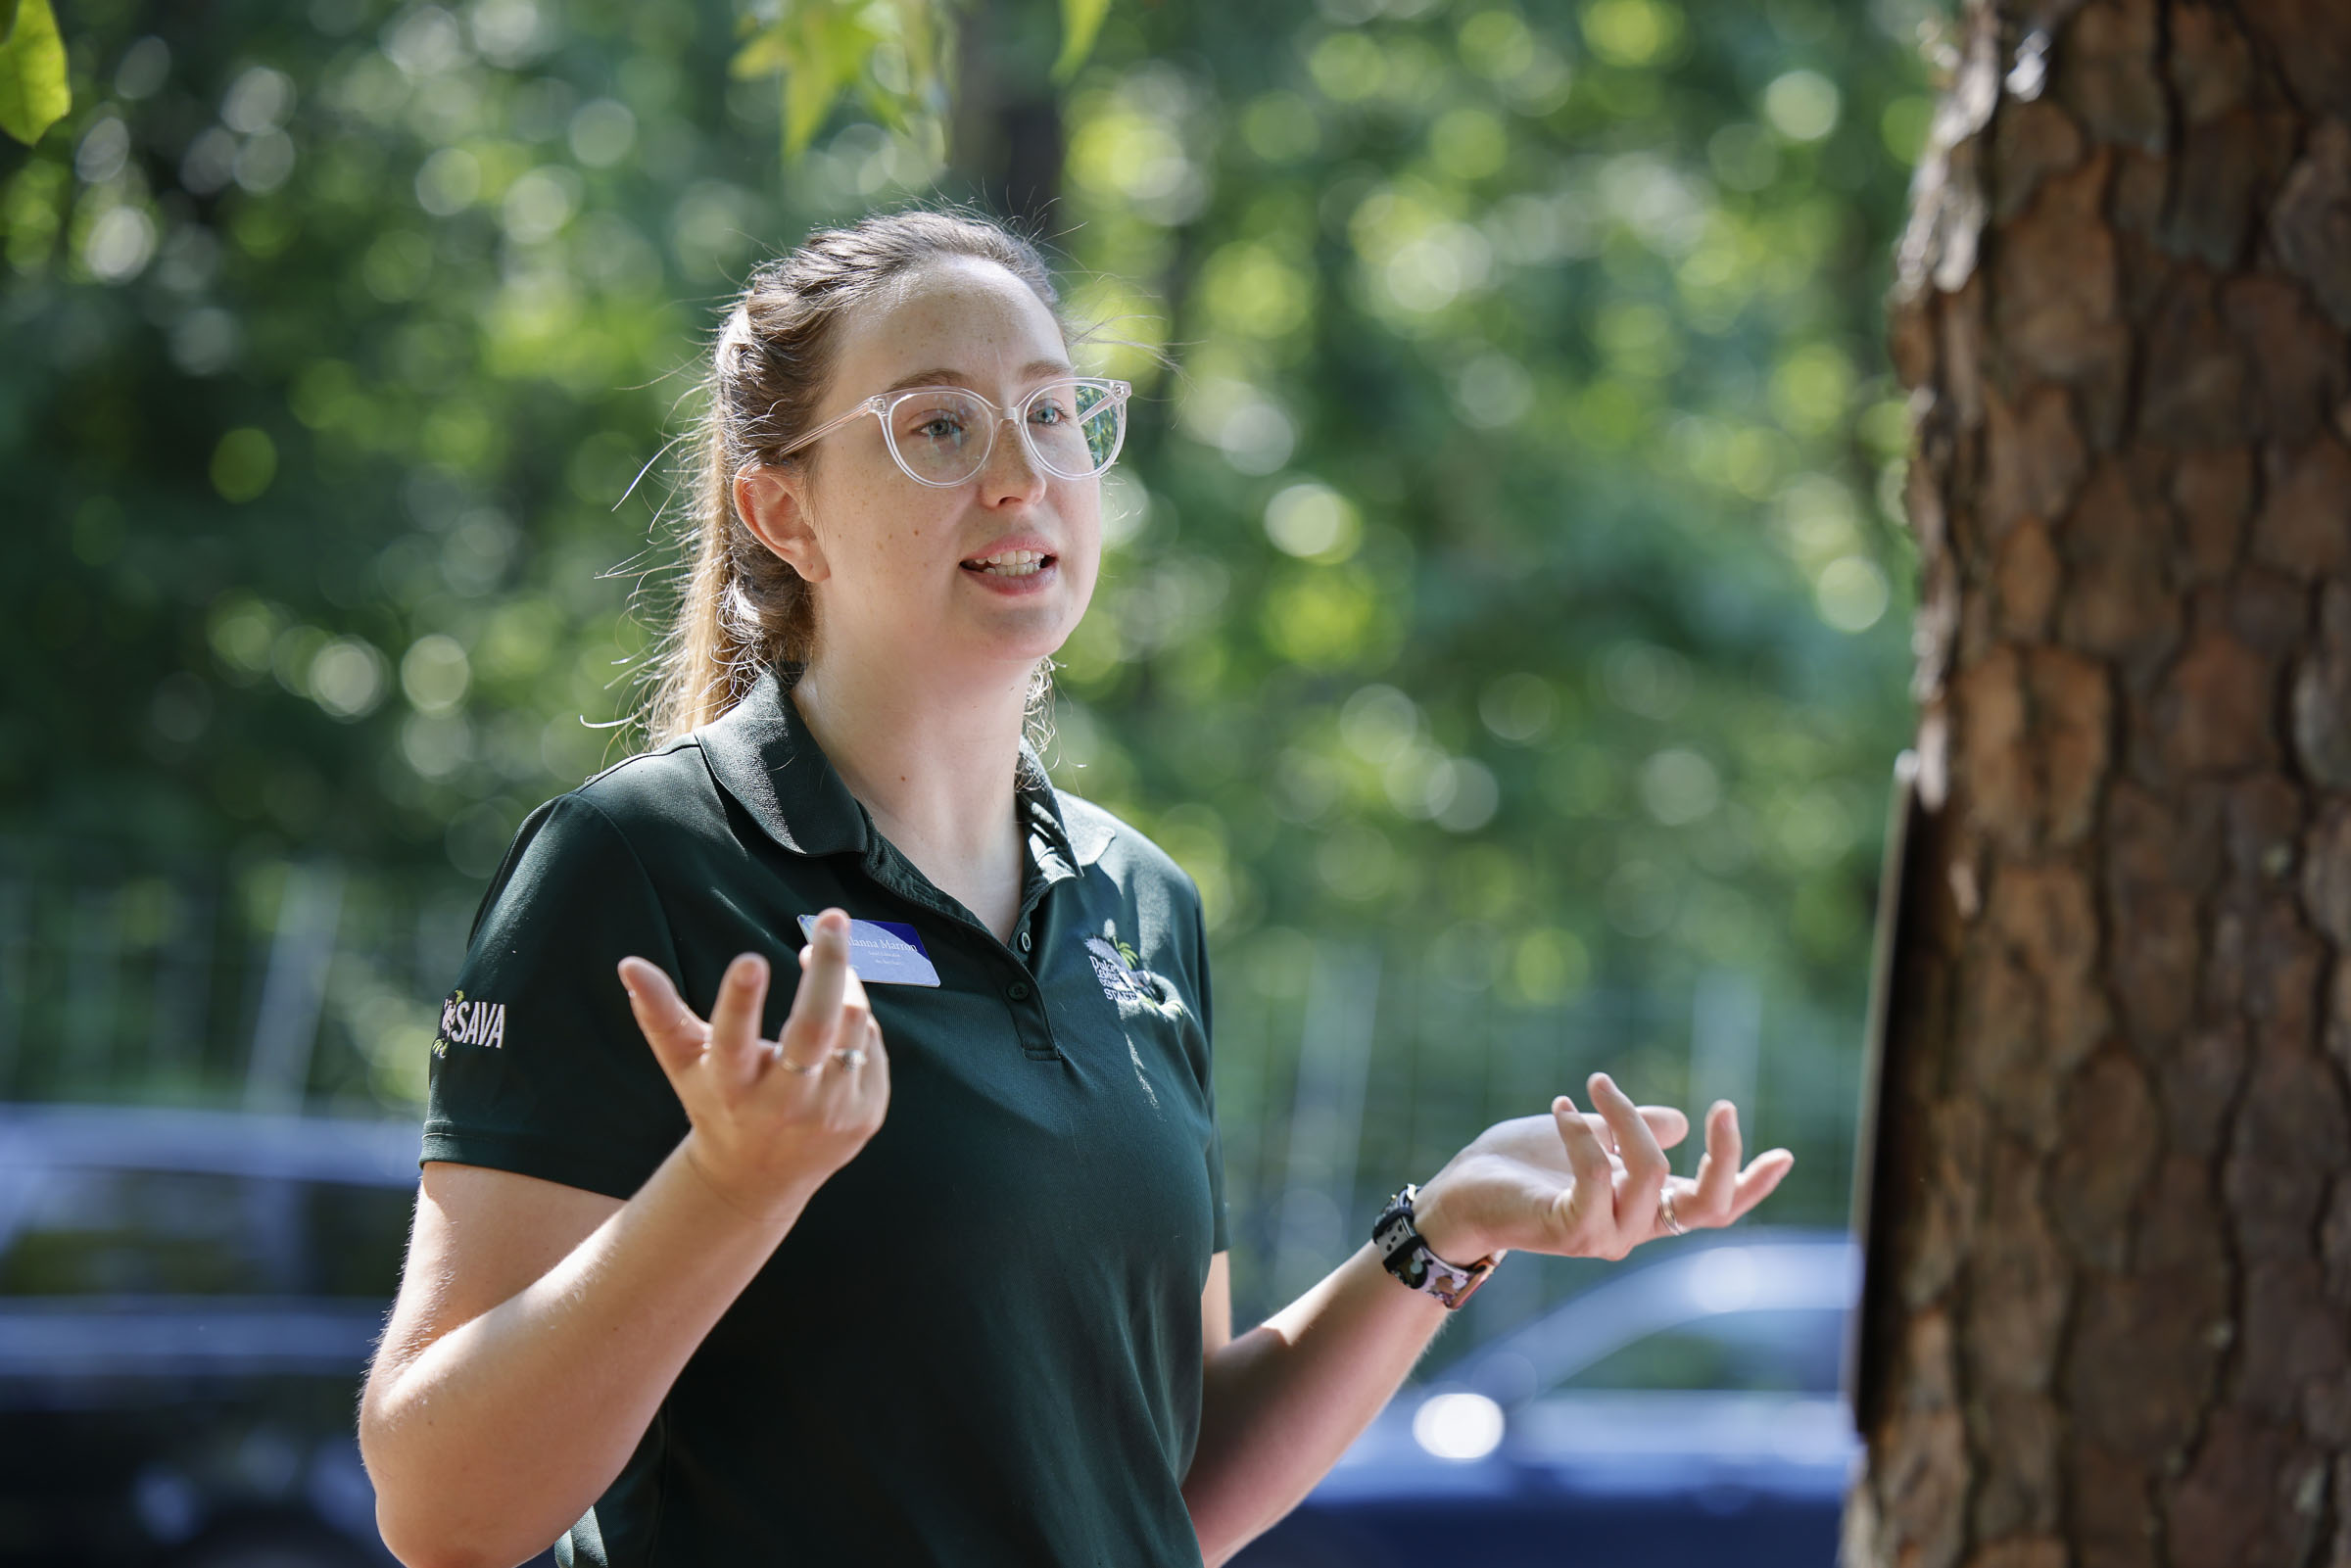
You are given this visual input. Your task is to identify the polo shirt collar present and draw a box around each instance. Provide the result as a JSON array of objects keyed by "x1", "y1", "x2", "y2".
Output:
[
  {"x1": 1020, "y1": 739, "x2": 1118, "y2": 873},
  {"x1": 696, "y1": 662, "x2": 1114, "y2": 869},
  {"x1": 696, "y1": 663, "x2": 868, "y2": 858}
]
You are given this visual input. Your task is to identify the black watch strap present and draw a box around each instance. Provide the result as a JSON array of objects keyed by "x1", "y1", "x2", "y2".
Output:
[{"x1": 1371, "y1": 1184, "x2": 1496, "y2": 1309}]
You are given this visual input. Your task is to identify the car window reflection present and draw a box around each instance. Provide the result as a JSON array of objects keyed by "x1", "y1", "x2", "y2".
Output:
[{"x1": 0, "y1": 1169, "x2": 409, "y2": 1299}]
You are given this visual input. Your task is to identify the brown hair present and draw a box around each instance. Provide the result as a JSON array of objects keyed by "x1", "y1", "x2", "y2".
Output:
[{"x1": 640, "y1": 204, "x2": 1085, "y2": 756}]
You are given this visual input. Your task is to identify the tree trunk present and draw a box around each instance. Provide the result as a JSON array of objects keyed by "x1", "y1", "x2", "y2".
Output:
[
  {"x1": 946, "y1": 0, "x2": 1064, "y2": 236},
  {"x1": 1848, "y1": 2, "x2": 2351, "y2": 1566}
]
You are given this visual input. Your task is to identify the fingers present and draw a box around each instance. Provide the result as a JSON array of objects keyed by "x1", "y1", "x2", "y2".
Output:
[
  {"x1": 706, "y1": 951, "x2": 772, "y2": 1087},
  {"x1": 1589, "y1": 1071, "x2": 1669, "y2": 1220},
  {"x1": 821, "y1": 942, "x2": 875, "y2": 1072},
  {"x1": 1550, "y1": 1094, "x2": 1616, "y2": 1201},
  {"x1": 855, "y1": 1010, "x2": 890, "y2": 1111},
  {"x1": 1673, "y1": 1102, "x2": 1792, "y2": 1229},
  {"x1": 1640, "y1": 1105, "x2": 1690, "y2": 1151},
  {"x1": 1582, "y1": 1106, "x2": 1686, "y2": 1160},
  {"x1": 823, "y1": 991, "x2": 879, "y2": 1073},
  {"x1": 1691, "y1": 1101, "x2": 1743, "y2": 1218},
  {"x1": 839, "y1": 964, "x2": 874, "y2": 1022},
  {"x1": 780, "y1": 908, "x2": 856, "y2": 1066},
  {"x1": 1579, "y1": 1109, "x2": 1693, "y2": 1161},
  {"x1": 1581, "y1": 1111, "x2": 1619, "y2": 1158},
  {"x1": 1546, "y1": 1090, "x2": 1674, "y2": 1183},
  {"x1": 619, "y1": 957, "x2": 706, "y2": 1078},
  {"x1": 1728, "y1": 1148, "x2": 1798, "y2": 1219}
]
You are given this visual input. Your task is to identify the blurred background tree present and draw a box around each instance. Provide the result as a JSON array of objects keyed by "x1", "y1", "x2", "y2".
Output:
[{"x1": 0, "y1": 0, "x2": 1937, "y2": 1344}]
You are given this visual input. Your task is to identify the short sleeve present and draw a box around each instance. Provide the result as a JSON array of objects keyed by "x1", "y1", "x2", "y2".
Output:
[
  {"x1": 422, "y1": 792, "x2": 689, "y2": 1200},
  {"x1": 1184, "y1": 881, "x2": 1230, "y2": 1256}
]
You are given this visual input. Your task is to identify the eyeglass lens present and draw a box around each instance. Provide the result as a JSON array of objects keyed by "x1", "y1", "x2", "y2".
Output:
[{"x1": 885, "y1": 381, "x2": 1124, "y2": 485}]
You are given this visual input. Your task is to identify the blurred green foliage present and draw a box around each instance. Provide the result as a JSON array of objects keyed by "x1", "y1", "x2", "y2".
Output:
[
  {"x1": 0, "y1": 0, "x2": 74, "y2": 146},
  {"x1": 2, "y1": 0, "x2": 1943, "y2": 1326},
  {"x1": 733, "y1": 0, "x2": 947, "y2": 160}
]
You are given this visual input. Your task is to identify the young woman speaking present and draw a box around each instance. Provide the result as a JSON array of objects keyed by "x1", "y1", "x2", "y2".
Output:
[{"x1": 357, "y1": 207, "x2": 1794, "y2": 1568}]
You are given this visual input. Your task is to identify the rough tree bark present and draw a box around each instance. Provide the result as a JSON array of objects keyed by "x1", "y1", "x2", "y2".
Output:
[{"x1": 1848, "y1": 2, "x2": 2351, "y2": 1566}]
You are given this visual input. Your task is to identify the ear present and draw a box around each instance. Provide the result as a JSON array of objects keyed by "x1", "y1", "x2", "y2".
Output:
[{"x1": 735, "y1": 464, "x2": 830, "y2": 584}]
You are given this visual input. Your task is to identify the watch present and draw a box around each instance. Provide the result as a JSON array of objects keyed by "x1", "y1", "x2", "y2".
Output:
[{"x1": 1371, "y1": 1184, "x2": 1498, "y2": 1309}]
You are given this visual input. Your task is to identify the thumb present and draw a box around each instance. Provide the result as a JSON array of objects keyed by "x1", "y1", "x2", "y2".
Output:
[{"x1": 619, "y1": 957, "x2": 706, "y2": 1080}]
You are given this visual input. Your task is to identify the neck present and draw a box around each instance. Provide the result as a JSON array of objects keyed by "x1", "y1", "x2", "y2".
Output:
[{"x1": 789, "y1": 648, "x2": 1036, "y2": 872}]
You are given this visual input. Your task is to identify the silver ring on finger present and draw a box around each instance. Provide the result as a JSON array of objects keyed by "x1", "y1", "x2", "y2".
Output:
[
  {"x1": 1658, "y1": 1184, "x2": 1688, "y2": 1237},
  {"x1": 831, "y1": 1047, "x2": 868, "y2": 1069},
  {"x1": 776, "y1": 1050, "x2": 825, "y2": 1075}
]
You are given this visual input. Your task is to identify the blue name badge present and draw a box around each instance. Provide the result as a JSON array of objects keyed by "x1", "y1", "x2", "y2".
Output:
[{"x1": 796, "y1": 915, "x2": 941, "y2": 987}]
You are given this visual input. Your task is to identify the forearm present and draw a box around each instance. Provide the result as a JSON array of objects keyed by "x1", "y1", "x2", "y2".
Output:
[
  {"x1": 360, "y1": 1139, "x2": 809, "y2": 1568},
  {"x1": 1182, "y1": 1241, "x2": 1452, "y2": 1564},
  {"x1": 1183, "y1": 1084, "x2": 1796, "y2": 1565}
]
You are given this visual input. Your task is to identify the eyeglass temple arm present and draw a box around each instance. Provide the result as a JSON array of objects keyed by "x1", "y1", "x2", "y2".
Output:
[{"x1": 766, "y1": 395, "x2": 888, "y2": 464}]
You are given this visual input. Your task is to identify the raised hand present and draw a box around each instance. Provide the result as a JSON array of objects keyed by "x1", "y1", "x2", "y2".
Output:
[
  {"x1": 1414, "y1": 1071, "x2": 1793, "y2": 1265},
  {"x1": 616, "y1": 908, "x2": 890, "y2": 1222}
]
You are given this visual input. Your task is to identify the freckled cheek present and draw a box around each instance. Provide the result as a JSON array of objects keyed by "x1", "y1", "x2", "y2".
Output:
[
  {"x1": 837, "y1": 485, "x2": 949, "y2": 573},
  {"x1": 1065, "y1": 510, "x2": 1105, "y2": 580}
]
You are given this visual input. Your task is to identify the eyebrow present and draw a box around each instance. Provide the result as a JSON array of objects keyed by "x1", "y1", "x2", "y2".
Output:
[{"x1": 880, "y1": 359, "x2": 1077, "y2": 396}]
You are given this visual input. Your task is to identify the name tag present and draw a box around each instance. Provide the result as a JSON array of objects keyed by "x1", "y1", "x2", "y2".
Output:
[{"x1": 796, "y1": 914, "x2": 941, "y2": 987}]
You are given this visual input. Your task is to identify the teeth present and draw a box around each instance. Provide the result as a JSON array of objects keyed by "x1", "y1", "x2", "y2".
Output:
[{"x1": 964, "y1": 547, "x2": 1050, "y2": 576}]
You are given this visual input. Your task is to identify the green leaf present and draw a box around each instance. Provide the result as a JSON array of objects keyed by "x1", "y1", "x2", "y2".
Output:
[
  {"x1": 0, "y1": 0, "x2": 71, "y2": 147},
  {"x1": 733, "y1": 0, "x2": 960, "y2": 163},
  {"x1": 780, "y1": 12, "x2": 849, "y2": 159},
  {"x1": 783, "y1": 1, "x2": 895, "y2": 161},
  {"x1": 730, "y1": 24, "x2": 794, "y2": 80},
  {"x1": 891, "y1": 0, "x2": 935, "y2": 92},
  {"x1": 1049, "y1": 0, "x2": 1111, "y2": 85}
]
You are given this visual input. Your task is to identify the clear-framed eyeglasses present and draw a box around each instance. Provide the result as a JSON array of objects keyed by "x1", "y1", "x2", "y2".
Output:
[{"x1": 769, "y1": 376, "x2": 1133, "y2": 490}]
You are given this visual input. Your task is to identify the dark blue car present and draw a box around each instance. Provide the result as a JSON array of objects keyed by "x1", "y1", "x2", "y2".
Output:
[
  {"x1": 1232, "y1": 1229, "x2": 1860, "y2": 1568},
  {"x1": 0, "y1": 1103, "x2": 424, "y2": 1567}
]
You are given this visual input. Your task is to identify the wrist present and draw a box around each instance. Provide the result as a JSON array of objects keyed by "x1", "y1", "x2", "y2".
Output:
[
  {"x1": 1410, "y1": 1178, "x2": 1490, "y2": 1266},
  {"x1": 674, "y1": 1132, "x2": 816, "y2": 1230},
  {"x1": 1371, "y1": 1182, "x2": 1502, "y2": 1311}
]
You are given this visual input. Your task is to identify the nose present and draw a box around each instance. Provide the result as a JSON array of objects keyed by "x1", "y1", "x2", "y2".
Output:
[{"x1": 977, "y1": 409, "x2": 1049, "y2": 506}]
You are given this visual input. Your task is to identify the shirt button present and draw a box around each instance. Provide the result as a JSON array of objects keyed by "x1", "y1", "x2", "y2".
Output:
[
  {"x1": 1006, "y1": 980, "x2": 1032, "y2": 1001},
  {"x1": 1018, "y1": 931, "x2": 1032, "y2": 952}
]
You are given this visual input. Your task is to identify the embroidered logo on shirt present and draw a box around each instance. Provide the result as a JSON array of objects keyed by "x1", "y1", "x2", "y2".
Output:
[
  {"x1": 433, "y1": 989, "x2": 506, "y2": 1056},
  {"x1": 1083, "y1": 931, "x2": 1150, "y2": 1006},
  {"x1": 1081, "y1": 922, "x2": 1187, "y2": 1114}
]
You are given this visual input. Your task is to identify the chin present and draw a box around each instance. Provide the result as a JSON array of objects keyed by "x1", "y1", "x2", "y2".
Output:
[
  {"x1": 946, "y1": 617, "x2": 1070, "y2": 668},
  {"x1": 980, "y1": 597, "x2": 1089, "y2": 650}
]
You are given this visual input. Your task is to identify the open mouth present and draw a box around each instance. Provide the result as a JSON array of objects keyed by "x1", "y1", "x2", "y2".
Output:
[{"x1": 960, "y1": 549, "x2": 1056, "y2": 578}]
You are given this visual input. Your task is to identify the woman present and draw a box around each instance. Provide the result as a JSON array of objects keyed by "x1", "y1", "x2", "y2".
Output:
[{"x1": 357, "y1": 207, "x2": 1794, "y2": 1568}]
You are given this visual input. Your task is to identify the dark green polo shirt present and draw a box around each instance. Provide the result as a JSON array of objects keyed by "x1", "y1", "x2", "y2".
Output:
[{"x1": 421, "y1": 663, "x2": 1227, "y2": 1567}]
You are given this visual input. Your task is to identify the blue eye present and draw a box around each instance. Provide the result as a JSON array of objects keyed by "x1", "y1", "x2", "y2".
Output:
[{"x1": 903, "y1": 406, "x2": 968, "y2": 443}]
